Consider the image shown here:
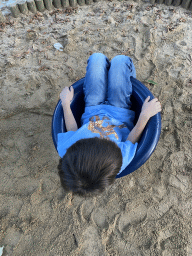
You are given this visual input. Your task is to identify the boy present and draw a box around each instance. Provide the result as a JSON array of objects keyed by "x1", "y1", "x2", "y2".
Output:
[{"x1": 57, "y1": 53, "x2": 161, "y2": 197}]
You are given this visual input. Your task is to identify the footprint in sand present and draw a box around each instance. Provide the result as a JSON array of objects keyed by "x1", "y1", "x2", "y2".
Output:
[
  {"x1": 71, "y1": 226, "x2": 104, "y2": 256},
  {"x1": 91, "y1": 208, "x2": 109, "y2": 229},
  {"x1": 118, "y1": 204, "x2": 147, "y2": 233},
  {"x1": 81, "y1": 199, "x2": 95, "y2": 221}
]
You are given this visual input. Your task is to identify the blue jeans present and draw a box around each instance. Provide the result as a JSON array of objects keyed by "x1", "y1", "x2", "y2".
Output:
[{"x1": 83, "y1": 53, "x2": 136, "y2": 110}]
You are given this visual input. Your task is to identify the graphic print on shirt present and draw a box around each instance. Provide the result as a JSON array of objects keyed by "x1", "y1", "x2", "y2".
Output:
[{"x1": 88, "y1": 115, "x2": 127, "y2": 140}]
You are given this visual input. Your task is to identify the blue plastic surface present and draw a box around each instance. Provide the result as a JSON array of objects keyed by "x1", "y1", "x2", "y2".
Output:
[{"x1": 52, "y1": 77, "x2": 161, "y2": 179}]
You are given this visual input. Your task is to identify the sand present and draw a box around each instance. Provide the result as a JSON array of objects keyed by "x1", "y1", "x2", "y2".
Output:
[{"x1": 0, "y1": 0, "x2": 192, "y2": 255}]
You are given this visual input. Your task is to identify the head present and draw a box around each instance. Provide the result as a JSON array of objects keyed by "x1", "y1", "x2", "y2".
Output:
[{"x1": 57, "y1": 137, "x2": 122, "y2": 197}]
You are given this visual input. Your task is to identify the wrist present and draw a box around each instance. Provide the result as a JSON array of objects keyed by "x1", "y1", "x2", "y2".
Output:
[
  {"x1": 140, "y1": 111, "x2": 150, "y2": 122},
  {"x1": 61, "y1": 101, "x2": 70, "y2": 108}
]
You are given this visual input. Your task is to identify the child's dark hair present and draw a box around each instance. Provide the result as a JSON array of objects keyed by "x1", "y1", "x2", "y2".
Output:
[{"x1": 57, "y1": 137, "x2": 122, "y2": 197}]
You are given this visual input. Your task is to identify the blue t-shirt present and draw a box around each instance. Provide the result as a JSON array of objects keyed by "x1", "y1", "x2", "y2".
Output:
[{"x1": 57, "y1": 104, "x2": 138, "y2": 175}]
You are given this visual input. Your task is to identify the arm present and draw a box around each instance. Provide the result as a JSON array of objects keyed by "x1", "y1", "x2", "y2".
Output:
[
  {"x1": 62, "y1": 102, "x2": 78, "y2": 132},
  {"x1": 126, "y1": 96, "x2": 162, "y2": 144},
  {"x1": 60, "y1": 86, "x2": 78, "y2": 132},
  {"x1": 126, "y1": 113, "x2": 149, "y2": 144}
]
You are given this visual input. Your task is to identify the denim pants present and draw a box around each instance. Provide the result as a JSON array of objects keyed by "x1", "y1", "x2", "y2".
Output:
[{"x1": 83, "y1": 53, "x2": 136, "y2": 110}]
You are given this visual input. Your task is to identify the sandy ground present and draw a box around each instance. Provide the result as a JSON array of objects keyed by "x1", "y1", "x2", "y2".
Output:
[{"x1": 0, "y1": 0, "x2": 192, "y2": 255}]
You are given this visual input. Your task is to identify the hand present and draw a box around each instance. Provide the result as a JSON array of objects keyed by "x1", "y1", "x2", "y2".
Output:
[
  {"x1": 141, "y1": 96, "x2": 161, "y2": 119},
  {"x1": 60, "y1": 86, "x2": 74, "y2": 106}
]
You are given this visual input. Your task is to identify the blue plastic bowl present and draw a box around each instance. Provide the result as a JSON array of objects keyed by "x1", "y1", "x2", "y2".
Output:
[{"x1": 52, "y1": 77, "x2": 161, "y2": 179}]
